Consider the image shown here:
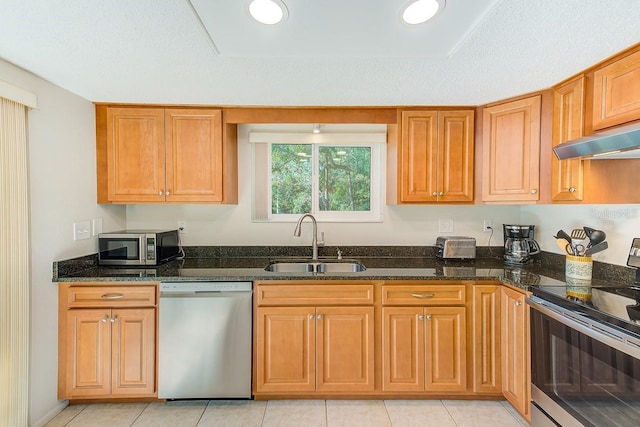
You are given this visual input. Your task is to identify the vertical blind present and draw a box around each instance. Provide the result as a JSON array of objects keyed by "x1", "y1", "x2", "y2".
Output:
[{"x1": 0, "y1": 96, "x2": 31, "y2": 426}]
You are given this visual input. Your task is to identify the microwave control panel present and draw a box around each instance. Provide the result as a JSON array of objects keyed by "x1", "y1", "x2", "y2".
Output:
[{"x1": 146, "y1": 236, "x2": 156, "y2": 261}]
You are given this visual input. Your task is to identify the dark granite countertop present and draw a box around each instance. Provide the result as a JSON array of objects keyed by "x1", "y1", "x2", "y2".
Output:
[{"x1": 53, "y1": 246, "x2": 637, "y2": 292}]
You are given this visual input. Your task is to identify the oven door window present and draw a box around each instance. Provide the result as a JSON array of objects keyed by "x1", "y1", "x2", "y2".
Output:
[
  {"x1": 99, "y1": 238, "x2": 141, "y2": 261},
  {"x1": 531, "y1": 309, "x2": 640, "y2": 426}
]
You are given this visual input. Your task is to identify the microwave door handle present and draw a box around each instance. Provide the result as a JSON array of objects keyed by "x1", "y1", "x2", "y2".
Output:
[{"x1": 140, "y1": 235, "x2": 147, "y2": 265}]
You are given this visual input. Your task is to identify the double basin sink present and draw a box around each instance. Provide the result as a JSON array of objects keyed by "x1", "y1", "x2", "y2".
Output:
[{"x1": 265, "y1": 259, "x2": 366, "y2": 273}]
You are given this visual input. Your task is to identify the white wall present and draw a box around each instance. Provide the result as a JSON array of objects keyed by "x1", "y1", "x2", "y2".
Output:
[
  {"x1": 0, "y1": 59, "x2": 127, "y2": 426},
  {"x1": 522, "y1": 205, "x2": 640, "y2": 266}
]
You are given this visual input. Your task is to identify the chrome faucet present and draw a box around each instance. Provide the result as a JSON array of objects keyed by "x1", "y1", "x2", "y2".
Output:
[{"x1": 294, "y1": 214, "x2": 324, "y2": 260}]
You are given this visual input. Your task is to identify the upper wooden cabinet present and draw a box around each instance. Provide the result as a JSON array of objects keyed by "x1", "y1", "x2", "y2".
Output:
[
  {"x1": 397, "y1": 110, "x2": 474, "y2": 203},
  {"x1": 592, "y1": 49, "x2": 640, "y2": 131},
  {"x1": 96, "y1": 106, "x2": 237, "y2": 204},
  {"x1": 551, "y1": 77, "x2": 585, "y2": 202},
  {"x1": 481, "y1": 95, "x2": 542, "y2": 203}
]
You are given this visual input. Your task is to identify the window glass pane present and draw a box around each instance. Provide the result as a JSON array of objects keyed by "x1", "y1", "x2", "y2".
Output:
[
  {"x1": 271, "y1": 144, "x2": 312, "y2": 214},
  {"x1": 318, "y1": 146, "x2": 371, "y2": 211}
]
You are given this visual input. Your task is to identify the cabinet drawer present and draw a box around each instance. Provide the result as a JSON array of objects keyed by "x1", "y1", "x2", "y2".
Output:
[
  {"x1": 67, "y1": 285, "x2": 157, "y2": 308},
  {"x1": 382, "y1": 283, "x2": 466, "y2": 306},
  {"x1": 256, "y1": 285, "x2": 374, "y2": 306}
]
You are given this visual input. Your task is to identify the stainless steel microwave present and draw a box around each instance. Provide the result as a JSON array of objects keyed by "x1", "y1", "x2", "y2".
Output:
[{"x1": 98, "y1": 230, "x2": 181, "y2": 266}]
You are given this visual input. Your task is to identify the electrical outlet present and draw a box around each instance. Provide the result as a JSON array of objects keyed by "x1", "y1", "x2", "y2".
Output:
[
  {"x1": 438, "y1": 219, "x2": 454, "y2": 233},
  {"x1": 177, "y1": 220, "x2": 187, "y2": 233},
  {"x1": 73, "y1": 221, "x2": 91, "y2": 241},
  {"x1": 483, "y1": 219, "x2": 493, "y2": 232}
]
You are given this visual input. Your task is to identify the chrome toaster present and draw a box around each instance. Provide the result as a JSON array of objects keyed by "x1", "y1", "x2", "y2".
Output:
[{"x1": 435, "y1": 236, "x2": 476, "y2": 260}]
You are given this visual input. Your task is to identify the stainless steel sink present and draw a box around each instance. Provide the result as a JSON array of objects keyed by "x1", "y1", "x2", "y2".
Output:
[{"x1": 264, "y1": 259, "x2": 366, "y2": 273}]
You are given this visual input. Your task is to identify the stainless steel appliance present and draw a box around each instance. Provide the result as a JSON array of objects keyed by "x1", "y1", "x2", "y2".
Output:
[
  {"x1": 98, "y1": 229, "x2": 181, "y2": 266},
  {"x1": 158, "y1": 281, "x2": 252, "y2": 399},
  {"x1": 528, "y1": 239, "x2": 640, "y2": 426},
  {"x1": 503, "y1": 224, "x2": 540, "y2": 265},
  {"x1": 435, "y1": 236, "x2": 476, "y2": 259}
]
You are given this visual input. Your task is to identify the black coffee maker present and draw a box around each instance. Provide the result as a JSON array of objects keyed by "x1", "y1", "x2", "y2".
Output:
[{"x1": 503, "y1": 224, "x2": 541, "y2": 265}]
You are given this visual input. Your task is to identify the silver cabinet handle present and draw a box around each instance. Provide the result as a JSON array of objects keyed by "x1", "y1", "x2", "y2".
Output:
[
  {"x1": 426, "y1": 314, "x2": 432, "y2": 320},
  {"x1": 166, "y1": 191, "x2": 170, "y2": 196},
  {"x1": 439, "y1": 192, "x2": 444, "y2": 196},
  {"x1": 530, "y1": 189, "x2": 537, "y2": 194},
  {"x1": 432, "y1": 192, "x2": 438, "y2": 197},
  {"x1": 316, "y1": 314, "x2": 323, "y2": 320},
  {"x1": 101, "y1": 293, "x2": 124, "y2": 300},
  {"x1": 569, "y1": 187, "x2": 577, "y2": 193},
  {"x1": 101, "y1": 315, "x2": 109, "y2": 323},
  {"x1": 109, "y1": 315, "x2": 116, "y2": 323},
  {"x1": 515, "y1": 300, "x2": 522, "y2": 306},
  {"x1": 309, "y1": 315, "x2": 314, "y2": 320},
  {"x1": 158, "y1": 191, "x2": 164, "y2": 195},
  {"x1": 419, "y1": 315, "x2": 425, "y2": 321},
  {"x1": 411, "y1": 293, "x2": 435, "y2": 299}
]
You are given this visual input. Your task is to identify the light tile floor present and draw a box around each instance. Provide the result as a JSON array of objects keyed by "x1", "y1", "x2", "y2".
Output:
[{"x1": 45, "y1": 399, "x2": 530, "y2": 427}]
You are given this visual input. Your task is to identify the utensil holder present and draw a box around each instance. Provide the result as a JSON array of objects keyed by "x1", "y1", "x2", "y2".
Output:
[{"x1": 566, "y1": 255, "x2": 593, "y2": 281}]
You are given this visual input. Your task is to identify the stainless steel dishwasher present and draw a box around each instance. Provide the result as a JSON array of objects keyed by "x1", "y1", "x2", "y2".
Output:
[{"x1": 158, "y1": 281, "x2": 252, "y2": 399}]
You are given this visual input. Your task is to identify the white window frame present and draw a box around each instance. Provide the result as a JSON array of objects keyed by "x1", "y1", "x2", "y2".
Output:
[{"x1": 251, "y1": 127, "x2": 386, "y2": 223}]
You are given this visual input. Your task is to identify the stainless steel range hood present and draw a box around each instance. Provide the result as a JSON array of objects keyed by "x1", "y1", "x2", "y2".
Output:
[{"x1": 553, "y1": 122, "x2": 640, "y2": 160}]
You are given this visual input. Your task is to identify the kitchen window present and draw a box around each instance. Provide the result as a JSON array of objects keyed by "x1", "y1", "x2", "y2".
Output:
[{"x1": 251, "y1": 125, "x2": 386, "y2": 222}]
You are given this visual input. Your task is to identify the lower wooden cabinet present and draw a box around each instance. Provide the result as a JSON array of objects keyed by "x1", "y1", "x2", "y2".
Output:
[
  {"x1": 501, "y1": 286, "x2": 531, "y2": 422},
  {"x1": 58, "y1": 283, "x2": 157, "y2": 399},
  {"x1": 471, "y1": 284, "x2": 501, "y2": 394},
  {"x1": 382, "y1": 306, "x2": 466, "y2": 392},
  {"x1": 255, "y1": 305, "x2": 375, "y2": 393}
]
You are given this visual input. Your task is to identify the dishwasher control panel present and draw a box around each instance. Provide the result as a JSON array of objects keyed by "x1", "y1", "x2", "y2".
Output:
[{"x1": 160, "y1": 282, "x2": 252, "y2": 292}]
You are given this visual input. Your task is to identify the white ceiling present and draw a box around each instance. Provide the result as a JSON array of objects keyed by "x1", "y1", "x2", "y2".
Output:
[{"x1": 0, "y1": 0, "x2": 639, "y2": 106}]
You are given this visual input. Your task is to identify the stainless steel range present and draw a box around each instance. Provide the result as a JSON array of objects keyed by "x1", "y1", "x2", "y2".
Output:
[{"x1": 528, "y1": 239, "x2": 640, "y2": 427}]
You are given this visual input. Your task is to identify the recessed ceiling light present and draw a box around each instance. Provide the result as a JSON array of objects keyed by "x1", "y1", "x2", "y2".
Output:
[
  {"x1": 248, "y1": 0, "x2": 288, "y2": 25},
  {"x1": 402, "y1": 0, "x2": 444, "y2": 25}
]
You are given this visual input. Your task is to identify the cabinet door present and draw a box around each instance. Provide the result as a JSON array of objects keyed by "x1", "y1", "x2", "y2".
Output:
[
  {"x1": 110, "y1": 308, "x2": 156, "y2": 396},
  {"x1": 106, "y1": 108, "x2": 166, "y2": 202},
  {"x1": 63, "y1": 309, "x2": 112, "y2": 398},
  {"x1": 482, "y1": 96, "x2": 541, "y2": 202},
  {"x1": 255, "y1": 307, "x2": 316, "y2": 392},
  {"x1": 316, "y1": 306, "x2": 375, "y2": 392},
  {"x1": 472, "y1": 284, "x2": 501, "y2": 394},
  {"x1": 552, "y1": 77, "x2": 585, "y2": 201},
  {"x1": 382, "y1": 307, "x2": 424, "y2": 391},
  {"x1": 400, "y1": 111, "x2": 438, "y2": 202},
  {"x1": 165, "y1": 109, "x2": 224, "y2": 202},
  {"x1": 424, "y1": 307, "x2": 467, "y2": 392},
  {"x1": 501, "y1": 287, "x2": 531, "y2": 422},
  {"x1": 438, "y1": 110, "x2": 474, "y2": 202},
  {"x1": 592, "y1": 49, "x2": 640, "y2": 130}
]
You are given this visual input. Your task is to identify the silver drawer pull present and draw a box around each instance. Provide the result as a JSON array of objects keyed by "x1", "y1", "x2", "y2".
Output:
[
  {"x1": 411, "y1": 293, "x2": 435, "y2": 299},
  {"x1": 101, "y1": 293, "x2": 125, "y2": 300}
]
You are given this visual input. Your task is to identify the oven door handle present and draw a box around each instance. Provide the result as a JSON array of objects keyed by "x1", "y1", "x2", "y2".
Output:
[{"x1": 527, "y1": 296, "x2": 640, "y2": 359}]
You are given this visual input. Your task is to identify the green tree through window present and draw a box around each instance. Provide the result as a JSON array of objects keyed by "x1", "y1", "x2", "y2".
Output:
[{"x1": 271, "y1": 144, "x2": 371, "y2": 214}]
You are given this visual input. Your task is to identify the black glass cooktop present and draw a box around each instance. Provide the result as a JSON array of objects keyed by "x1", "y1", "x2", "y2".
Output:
[{"x1": 531, "y1": 282, "x2": 640, "y2": 338}]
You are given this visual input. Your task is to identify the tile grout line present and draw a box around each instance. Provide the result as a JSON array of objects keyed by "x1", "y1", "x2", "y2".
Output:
[
  {"x1": 382, "y1": 400, "x2": 393, "y2": 426},
  {"x1": 129, "y1": 402, "x2": 150, "y2": 426},
  {"x1": 441, "y1": 400, "x2": 461, "y2": 427},
  {"x1": 194, "y1": 400, "x2": 211, "y2": 427}
]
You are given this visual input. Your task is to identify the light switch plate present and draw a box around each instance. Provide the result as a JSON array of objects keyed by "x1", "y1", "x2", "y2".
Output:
[
  {"x1": 438, "y1": 219, "x2": 454, "y2": 233},
  {"x1": 73, "y1": 221, "x2": 91, "y2": 241}
]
